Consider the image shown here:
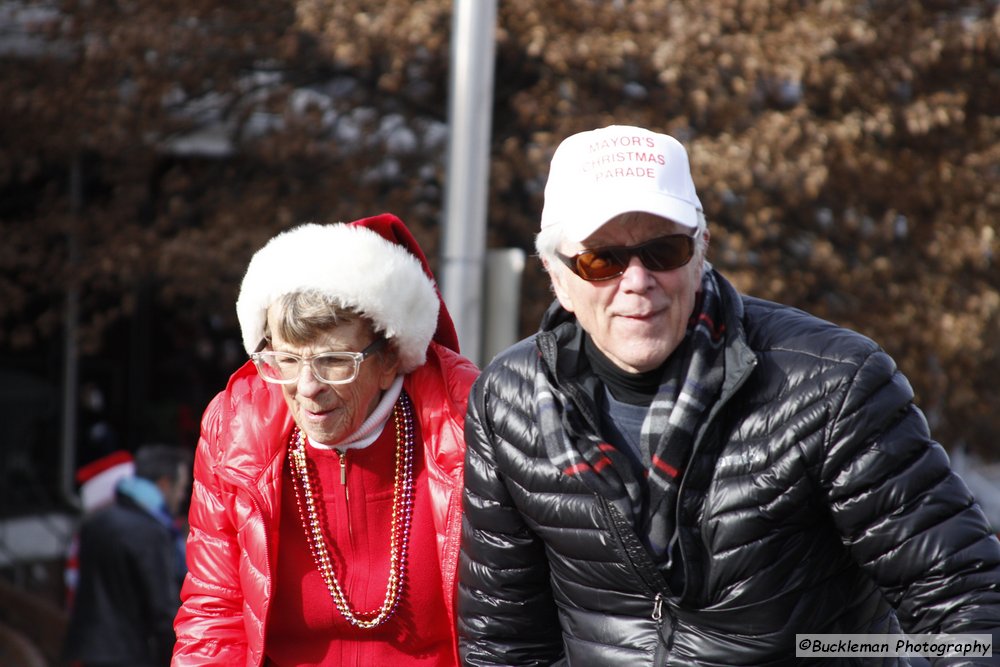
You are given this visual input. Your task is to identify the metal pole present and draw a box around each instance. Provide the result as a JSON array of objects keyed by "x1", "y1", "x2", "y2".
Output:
[
  {"x1": 61, "y1": 154, "x2": 82, "y2": 509},
  {"x1": 440, "y1": 0, "x2": 497, "y2": 366}
]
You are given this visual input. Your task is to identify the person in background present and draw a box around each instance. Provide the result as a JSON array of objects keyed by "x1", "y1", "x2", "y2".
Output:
[
  {"x1": 173, "y1": 214, "x2": 479, "y2": 666},
  {"x1": 458, "y1": 125, "x2": 1000, "y2": 665},
  {"x1": 63, "y1": 443, "x2": 192, "y2": 667},
  {"x1": 63, "y1": 449, "x2": 135, "y2": 609}
]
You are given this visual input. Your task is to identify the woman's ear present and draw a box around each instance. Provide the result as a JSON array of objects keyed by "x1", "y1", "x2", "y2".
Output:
[{"x1": 377, "y1": 341, "x2": 403, "y2": 389}]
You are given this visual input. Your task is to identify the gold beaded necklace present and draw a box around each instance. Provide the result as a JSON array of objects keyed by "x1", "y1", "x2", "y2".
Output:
[{"x1": 287, "y1": 391, "x2": 415, "y2": 629}]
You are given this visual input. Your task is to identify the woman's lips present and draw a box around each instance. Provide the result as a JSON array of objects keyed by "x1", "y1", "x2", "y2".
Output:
[{"x1": 301, "y1": 406, "x2": 333, "y2": 421}]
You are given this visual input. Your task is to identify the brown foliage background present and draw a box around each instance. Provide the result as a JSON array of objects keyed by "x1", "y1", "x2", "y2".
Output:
[{"x1": 1, "y1": 0, "x2": 998, "y2": 456}]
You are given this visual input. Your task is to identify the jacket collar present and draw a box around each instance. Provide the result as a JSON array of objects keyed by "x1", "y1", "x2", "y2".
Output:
[{"x1": 712, "y1": 270, "x2": 758, "y2": 395}]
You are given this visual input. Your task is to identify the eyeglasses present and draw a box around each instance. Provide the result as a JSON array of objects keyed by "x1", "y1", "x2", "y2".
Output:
[
  {"x1": 554, "y1": 233, "x2": 698, "y2": 282},
  {"x1": 251, "y1": 338, "x2": 387, "y2": 385}
]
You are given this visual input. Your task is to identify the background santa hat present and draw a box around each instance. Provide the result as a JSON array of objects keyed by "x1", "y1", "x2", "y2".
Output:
[{"x1": 75, "y1": 450, "x2": 135, "y2": 512}]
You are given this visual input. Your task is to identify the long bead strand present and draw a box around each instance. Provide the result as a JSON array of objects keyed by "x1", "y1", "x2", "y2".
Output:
[{"x1": 288, "y1": 392, "x2": 415, "y2": 629}]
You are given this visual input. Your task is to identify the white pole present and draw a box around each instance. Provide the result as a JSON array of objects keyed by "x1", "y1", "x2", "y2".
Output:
[
  {"x1": 440, "y1": 0, "x2": 497, "y2": 366},
  {"x1": 483, "y1": 248, "x2": 526, "y2": 365}
]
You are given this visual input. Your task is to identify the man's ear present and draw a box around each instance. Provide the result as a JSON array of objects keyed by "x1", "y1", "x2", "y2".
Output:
[
  {"x1": 155, "y1": 476, "x2": 174, "y2": 504},
  {"x1": 543, "y1": 258, "x2": 575, "y2": 313},
  {"x1": 695, "y1": 227, "x2": 711, "y2": 275}
]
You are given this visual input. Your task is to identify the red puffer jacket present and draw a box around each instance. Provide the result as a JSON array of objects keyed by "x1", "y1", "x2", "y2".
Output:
[{"x1": 173, "y1": 341, "x2": 478, "y2": 666}]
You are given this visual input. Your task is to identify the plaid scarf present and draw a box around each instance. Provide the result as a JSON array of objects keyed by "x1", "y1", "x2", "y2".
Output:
[{"x1": 535, "y1": 270, "x2": 727, "y2": 565}]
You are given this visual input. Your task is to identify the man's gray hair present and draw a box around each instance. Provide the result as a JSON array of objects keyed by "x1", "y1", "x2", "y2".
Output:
[{"x1": 534, "y1": 224, "x2": 564, "y2": 268}]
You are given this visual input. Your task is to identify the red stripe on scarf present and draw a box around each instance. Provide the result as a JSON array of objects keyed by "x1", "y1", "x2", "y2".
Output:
[
  {"x1": 697, "y1": 313, "x2": 725, "y2": 342},
  {"x1": 651, "y1": 454, "x2": 681, "y2": 479},
  {"x1": 564, "y1": 455, "x2": 613, "y2": 476}
]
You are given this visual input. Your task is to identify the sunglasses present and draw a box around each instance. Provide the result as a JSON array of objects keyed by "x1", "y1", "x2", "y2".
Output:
[{"x1": 554, "y1": 233, "x2": 698, "y2": 282}]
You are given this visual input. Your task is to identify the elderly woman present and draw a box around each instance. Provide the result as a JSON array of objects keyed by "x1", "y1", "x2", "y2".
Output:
[{"x1": 173, "y1": 214, "x2": 478, "y2": 666}]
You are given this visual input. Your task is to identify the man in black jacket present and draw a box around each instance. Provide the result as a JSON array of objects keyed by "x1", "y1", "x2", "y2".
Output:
[
  {"x1": 63, "y1": 443, "x2": 192, "y2": 667},
  {"x1": 458, "y1": 125, "x2": 1000, "y2": 665}
]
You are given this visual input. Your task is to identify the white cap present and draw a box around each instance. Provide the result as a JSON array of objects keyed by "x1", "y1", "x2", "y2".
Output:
[{"x1": 541, "y1": 125, "x2": 704, "y2": 242}]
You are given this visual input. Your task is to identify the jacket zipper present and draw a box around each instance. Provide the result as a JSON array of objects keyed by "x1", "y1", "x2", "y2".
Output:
[
  {"x1": 651, "y1": 591, "x2": 677, "y2": 663},
  {"x1": 337, "y1": 449, "x2": 353, "y2": 543},
  {"x1": 652, "y1": 592, "x2": 666, "y2": 664},
  {"x1": 598, "y1": 496, "x2": 675, "y2": 662}
]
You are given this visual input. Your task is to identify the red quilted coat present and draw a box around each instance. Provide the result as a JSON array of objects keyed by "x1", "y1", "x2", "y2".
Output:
[{"x1": 172, "y1": 341, "x2": 478, "y2": 666}]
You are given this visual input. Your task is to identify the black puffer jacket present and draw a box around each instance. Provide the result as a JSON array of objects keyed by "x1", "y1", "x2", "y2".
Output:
[
  {"x1": 63, "y1": 490, "x2": 181, "y2": 667},
  {"x1": 459, "y1": 271, "x2": 1000, "y2": 666}
]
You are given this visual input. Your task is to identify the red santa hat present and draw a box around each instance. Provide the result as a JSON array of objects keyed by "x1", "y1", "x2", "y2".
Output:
[
  {"x1": 76, "y1": 450, "x2": 135, "y2": 512},
  {"x1": 236, "y1": 213, "x2": 459, "y2": 373}
]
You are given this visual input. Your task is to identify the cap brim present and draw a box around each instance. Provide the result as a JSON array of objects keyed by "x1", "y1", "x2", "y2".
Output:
[{"x1": 561, "y1": 189, "x2": 701, "y2": 242}]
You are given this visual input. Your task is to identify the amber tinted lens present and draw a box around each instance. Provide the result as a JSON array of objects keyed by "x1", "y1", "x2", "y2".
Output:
[
  {"x1": 636, "y1": 235, "x2": 695, "y2": 271},
  {"x1": 574, "y1": 250, "x2": 627, "y2": 280}
]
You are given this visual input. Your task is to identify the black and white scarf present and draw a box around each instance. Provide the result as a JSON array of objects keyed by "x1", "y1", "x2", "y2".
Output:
[{"x1": 535, "y1": 270, "x2": 727, "y2": 564}]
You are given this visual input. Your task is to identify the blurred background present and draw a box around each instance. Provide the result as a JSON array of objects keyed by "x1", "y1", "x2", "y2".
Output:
[{"x1": 1, "y1": 0, "x2": 998, "y2": 664}]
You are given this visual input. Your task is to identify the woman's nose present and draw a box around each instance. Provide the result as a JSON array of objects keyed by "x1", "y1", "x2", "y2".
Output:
[{"x1": 294, "y1": 362, "x2": 325, "y2": 396}]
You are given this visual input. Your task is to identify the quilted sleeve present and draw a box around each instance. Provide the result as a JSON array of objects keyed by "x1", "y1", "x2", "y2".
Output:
[
  {"x1": 457, "y1": 357, "x2": 565, "y2": 667},
  {"x1": 821, "y1": 349, "x2": 1000, "y2": 660},
  {"x1": 172, "y1": 393, "x2": 251, "y2": 666}
]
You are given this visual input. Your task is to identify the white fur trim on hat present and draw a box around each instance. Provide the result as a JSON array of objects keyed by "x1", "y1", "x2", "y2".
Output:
[{"x1": 236, "y1": 223, "x2": 439, "y2": 372}]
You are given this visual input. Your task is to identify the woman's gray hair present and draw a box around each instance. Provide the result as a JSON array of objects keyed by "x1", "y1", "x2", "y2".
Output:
[{"x1": 263, "y1": 291, "x2": 368, "y2": 347}]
